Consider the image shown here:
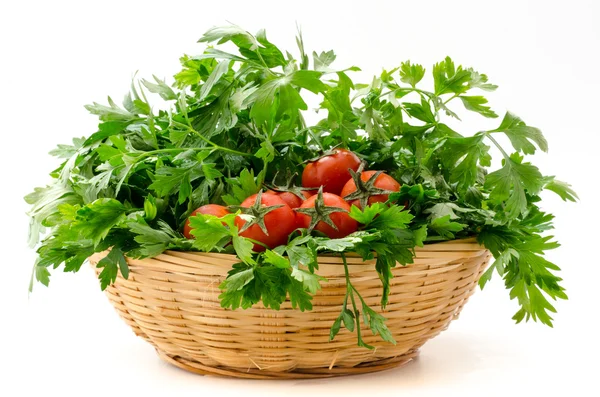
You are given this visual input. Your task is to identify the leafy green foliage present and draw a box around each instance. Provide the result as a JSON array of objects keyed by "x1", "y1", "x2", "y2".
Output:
[
  {"x1": 429, "y1": 215, "x2": 465, "y2": 239},
  {"x1": 543, "y1": 178, "x2": 578, "y2": 202},
  {"x1": 399, "y1": 61, "x2": 425, "y2": 87},
  {"x1": 222, "y1": 169, "x2": 260, "y2": 205},
  {"x1": 26, "y1": 25, "x2": 575, "y2": 347},
  {"x1": 491, "y1": 112, "x2": 548, "y2": 154},
  {"x1": 485, "y1": 153, "x2": 544, "y2": 219},
  {"x1": 329, "y1": 253, "x2": 396, "y2": 349},
  {"x1": 128, "y1": 219, "x2": 182, "y2": 257},
  {"x1": 459, "y1": 96, "x2": 498, "y2": 118},
  {"x1": 96, "y1": 247, "x2": 128, "y2": 290},
  {"x1": 72, "y1": 199, "x2": 128, "y2": 244},
  {"x1": 478, "y1": 229, "x2": 566, "y2": 326},
  {"x1": 443, "y1": 135, "x2": 490, "y2": 190}
]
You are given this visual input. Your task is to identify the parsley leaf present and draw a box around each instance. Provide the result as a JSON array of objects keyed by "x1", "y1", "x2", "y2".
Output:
[
  {"x1": 188, "y1": 213, "x2": 233, "y2": 251},
  {"x1": 349, "y1": 202, "x2": 386, "y2": 225},
  {"x1": 459, "y1": 96, "x2": 498, "y2": 118},
  {"x1": 263, "y1": 249, "x2": 290, "y2": 269},
  {"x1": 399, "y1": 61, "x2": 425, "y2": 87},
  {"x1": 128, "y1": 219, "x2": 180, "y2": 257},
  {"x1": 443, "y1": 135, "x2": 490, "y2": 189},
  {"x1": 73, "y1": 199, "x2": 128, "y2": 245},
  {"x1": 291, "y1": 267, "x2": 325, "y2": 294},
  {"x1": 96, "y1": 247, "x2": 129, "y2": 290},
  {"x1": 544, "y1": 178, "x2": 579, "y2": 202},
  {"x1": 429, "y1": 215, "x2": 465, "y2": 239},
  {"x1": 485, "y1": 153, "x2": 544, "y2": 218},
  {"x1": 222, "y1": 169, "x2": 260, "y2": 205},
  {"x1": 491, "y1": 112, "x2": 548, "y2": 154},
  {"x1": 369, "y1": 205, "x2": 414, "y2": 230},
  {"x1": 433, "y1": 56, "x2": 473, "y2": 95}
]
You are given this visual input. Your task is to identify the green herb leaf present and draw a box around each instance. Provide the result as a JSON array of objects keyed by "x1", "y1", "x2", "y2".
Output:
[
  {"x1": 348, "y1": 202, "x2": 386, "y2": 225},
  {"x1": 73, "y1": 199, "x2": 128, "y2": 245},
  {"x1": 485, "y1": 153, "x2": 544, "y2": 218},
  {"x1": 459, "y1": 96, "x2": 498, "y2": 118},
  {"x1": 313, "y1": 50, "x2": 336, "y2": 71},
  {"x1": 369, "y1": 205, "x2": 414, "y2": 230},
  {"x1": 444, "y1": 135, "x2": 490, "y2": 189},
  {"x1": 96, "y1": 247, "x2": 128, "y2": 290},
  {"x1": 399, "y1": 61, "x2": 425, "y2": 87},
  {"x1": 544, "y1": 178, "x2": 578, "y2": 202},
  {"x1": 222, "y1": 169, "x2": 260, "y2": 205},
  {"x1": 221, "y1": 267, "x2": 255, "y2": 291},
  {"x1": 429, "y1": 215, "x2": 465, "y2": 239},
  {"x1": 263, "y1": 249, "x2": 290, "y2": 269},
  {"x1": 141, "y1": 75, "x2": 177, "y2": 100},
  {"x1": 128, "y1": 219, "x2": 179, "y2": 257},
  {"x1": 189, "y1": 213, "x2": 234, "y2": 251},
  {"x1": 491, "y1": 112, "x2": 548, "y2": 154},
  {"x1": 433, "y1": 56, "x2": 472, "y2": 95},
  {"x1": 291, "y1": 267, "x2": 325, "y2": 294}
]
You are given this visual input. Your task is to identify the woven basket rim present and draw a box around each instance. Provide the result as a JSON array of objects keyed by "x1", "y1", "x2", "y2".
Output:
[
  {"x1": 162, "y1": 236, "x2": 483, "y2": 256},
  {"x1": 89, "y1": 236, "x2": 486, "y2": 268}
]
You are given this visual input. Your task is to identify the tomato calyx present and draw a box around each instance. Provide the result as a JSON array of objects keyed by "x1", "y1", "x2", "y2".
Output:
[
  {"x1": 269, "y1": 185, "x2": 312, "y2": 201},
  {"x1": 295, "y1": 187, "x2": 348, "y2": 232},
  {"x1": 301, "y1": 144, "x2": 344, "y2": 164},
  {"x1": 229, "y1": 190, "x2": 284, "y2": 235},
  {"x1": 343, "y1": 164, "x2": 397, "y2": 208},
  {"x1": 266, "y1": 173, "x2": 312, "y2": 201}
]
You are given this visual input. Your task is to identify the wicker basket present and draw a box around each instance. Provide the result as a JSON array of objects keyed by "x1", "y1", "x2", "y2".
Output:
[{"x1": 89, "y1": 238, "x2": 490, "y2": 379}]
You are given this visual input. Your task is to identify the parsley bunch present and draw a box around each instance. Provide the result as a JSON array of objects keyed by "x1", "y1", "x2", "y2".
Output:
[{"x1": 26, "y1": 25, "x2": 576, "y2": 347}]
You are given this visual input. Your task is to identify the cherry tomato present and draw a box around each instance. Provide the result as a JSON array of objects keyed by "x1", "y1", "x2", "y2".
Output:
[
  {"x1": 235, "y1": 192, "x2": 297, "y2": 252},
  {"x1": 340, "y1": 170, "x2": 401, "y2": 208},
  {"x1": 183, "y1": 204, "x2": 230, "y2": 239},
  {"x1": 301, "y1": 149, "x2": 361, "y2": 195},
  {"x1": 296, "y1": 193, "x2": 358, "y2": 239},
  {"x1": 276, "y1": 190, "x2": 312, "y2": 209}
]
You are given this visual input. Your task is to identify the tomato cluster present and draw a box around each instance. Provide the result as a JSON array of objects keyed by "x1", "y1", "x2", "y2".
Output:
[{"x1": 184, "y1": 149, "x2": 401, "y2": 251}]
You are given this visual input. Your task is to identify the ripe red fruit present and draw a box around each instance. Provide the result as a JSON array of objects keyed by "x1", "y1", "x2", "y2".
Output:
[
  {"x1": 301, "y1": 149, "x2": 361, "y2": 195},
  {"x1": 183, "y1": 204, "x2": 230, "y2": 239},
  {"x1": 276, "y1": 190, "x2": 312, "y2": 209},
  {"x1": 296, "y1": 192, "x2": 358, "y2": 239},
  {"x1": 340, "y1": 170, "x2": 401, "y2": 208},
  {"x1": 234, "y1": 192, "x2": 297, "y2": 252}
]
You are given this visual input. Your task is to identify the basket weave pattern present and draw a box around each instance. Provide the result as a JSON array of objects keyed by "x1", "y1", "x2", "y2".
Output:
[{"x1": 89, "y1": 238, "x2": 490, "y2": 379}]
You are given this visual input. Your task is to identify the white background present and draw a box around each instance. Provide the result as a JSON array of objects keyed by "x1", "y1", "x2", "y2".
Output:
[{"x1": 1, "y1": 0, "x2": 599, "y2": 395}]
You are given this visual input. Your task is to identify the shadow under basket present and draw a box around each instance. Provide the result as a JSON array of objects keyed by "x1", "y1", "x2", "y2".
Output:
[{"x1": 89, "y1": 238, "x2": 491, "y2": 379}]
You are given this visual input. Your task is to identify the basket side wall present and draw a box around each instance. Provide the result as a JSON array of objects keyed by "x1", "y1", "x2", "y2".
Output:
[{"x1": 89, "y1": 239, "x2": 490, "y2": 377}]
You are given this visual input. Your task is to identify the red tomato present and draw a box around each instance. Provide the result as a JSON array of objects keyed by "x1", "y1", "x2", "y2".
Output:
[
  {"x1": 235, "y1": 192, "x2": 297, "y2": 252},
  {"x1": 276, "y1": 190, "x2": 312, "y2": 209},
  {"x1": 340, "y1": 170, "x2": 401, "y2": 208},
  {"x1": 296, "y1": 193, "x2": 358, "y2": 239},
  {"x1": 301, "y1": 149, "x2": 361, "y2": 195},
  {"x1": 183, "y1": 204, "x2": 230, "y2": 239}
]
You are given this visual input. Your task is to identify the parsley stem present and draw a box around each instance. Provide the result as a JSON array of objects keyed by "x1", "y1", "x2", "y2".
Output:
[
  {"x1": 107, "y1": 147, "x2": 217, "y2": 179},
  {"x1": 306, "y1": 127, "x2": 326, "y2": 151},
  {"x1": 298, "y1": 112, "x2": 307, "y2": 130},
  {"x1": 134, "y1": 148, "x2": 204, "y2": 160},
  {"x1": 356, "y1": 87, "x2": 435, "y2": 112},
  {"x1": 251, "y1": 40, "x2": 275, "y2": 75},
  {"x1": 443, "y1": 93, "x2": 459, "y2": 105},
  {"x1": 194, "y1": 131, "x2": 251, "y2": 157},
  {"x1": 171, "y1": 121, "x2": 252, "y2": 157},
  {"x1": 342, "y1": 253, "x2": 363, "y2": 345},
  {"x1": 371, "y1": 87, "x2": 434, "y2": 104},
  {"x1": 322, "y1": 91, "x2": 346, "y2": 134},
  {"x1": 485, "y1": 133, "x2": 511, "y2": 160}
]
